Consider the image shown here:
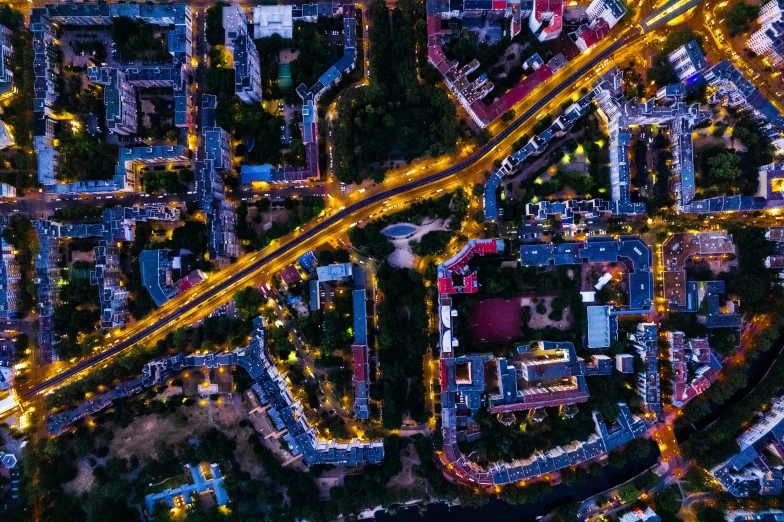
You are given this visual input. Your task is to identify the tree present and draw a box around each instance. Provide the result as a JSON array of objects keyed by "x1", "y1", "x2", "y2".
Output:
[
  {"x1": 706, "y1": 151, "x2": 741, "y2": 187},
  {"x1": 618, "y1": 483, "x2": 639, "y2": 504},
  {"x1": 721, "y1": 2, "x2": 760, "y2": 35},
  {"x1": 502, "y1": 109, "x2": 516, "y2": 122},
  {"x1": 206, "y1": 4, "x2": 227, "y2": 46}
]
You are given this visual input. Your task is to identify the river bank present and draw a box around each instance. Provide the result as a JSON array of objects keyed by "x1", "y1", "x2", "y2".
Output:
[{"x1": 374, "y1": 448, "x2": 659, "y2": 522}]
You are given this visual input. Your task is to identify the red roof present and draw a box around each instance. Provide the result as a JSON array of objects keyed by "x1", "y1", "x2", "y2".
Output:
[
  {"x1": 464, "y1": 272, "x2": 479, "y2": 293},
  {"x1": 280, "y1": 265, "x2": 302, "y2": 286},
  {"x1": 470, "y1": 65, "x2": 554, "y2": 123},
  {"x1": 352, "y1": 344, "x2": 368, "y2": 382},
  {"x1": 578, "y1": 19, "x2": 609, "y2": 50}
]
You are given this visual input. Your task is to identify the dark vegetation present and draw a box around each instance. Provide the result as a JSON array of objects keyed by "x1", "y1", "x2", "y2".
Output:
[{"x1": 333, "y1": 0, "x2": 458, "y2": 183}]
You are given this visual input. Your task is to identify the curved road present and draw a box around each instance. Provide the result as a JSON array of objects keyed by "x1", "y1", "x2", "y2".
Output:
[{"x1": 24, "y1": 28, "x2": 643, "y2": 400}]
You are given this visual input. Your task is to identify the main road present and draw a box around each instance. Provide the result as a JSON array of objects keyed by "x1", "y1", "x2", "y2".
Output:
[{"x1": 22, "y1": 27, "x2": 645, "y2": 400}]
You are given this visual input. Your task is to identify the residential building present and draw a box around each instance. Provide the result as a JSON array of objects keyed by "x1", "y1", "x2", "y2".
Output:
[
  {"x1": 661, "y1": 232, "x2": 741, "y2": 328},
  {"x1": 705, "y1": 60, "x2": 784, "y2": 152},
  {"x1": 667, "y1": 332, "x2": 721, "y2": 407},
  {"x1": 351, "y1": 343, "x2": 370, "y2": 419},
  {"x1": 87, "y1": 66, "x2": 138, "y2": 135},
  {"x1": 529, "y1": 0, "x2": 563, "y2": 41},
  {"x1": 0, "y1": 25, "x2": 13, "y2": 98},
  {"x1": 616, "y1": 353, "x2": 634, "y2": 373},
  {"x1": 144, "y1": 463, "x2": 229, "y2": 513},
  {"x1": 727, "y1": 511, "x2": 784, "y2": 522},
  {"x1": 668, "y1": 40, "x2": 706, "y2": 81},
  {"x1": 586, "y1": 0, "x2": 627, "y2": 28},
  {"x1": 0, "y1": 227, "x2": 20, "y2": 320},
  {"x1": 711, "y1": 397, "x2": 784, "y2": 496},
  {"x1": 630, "y1": 322, "x2": 660, "y2": 415},
  {"x1": 620, "y1": 508, "x2": 661, "y2": 522},
  {"x1": 437, "y1": 239, "x2": 504, "y2": 294},
  {"x1": 575, "y1": 19, "x2": 610, "y2": 52},
  {"x1": 520, "y1": 235, "x2": 654, "y2": 313},
  {"x1": 139, "y1": 249, "x2": 206, "y2": 307},
  {"x1": 224, "y1": 4, "x2": 262, "y2": 104},
  {"x1": 91, "y1": 243, "x2": 127, "y2": 328},
  {"x1": 253, "y1": 5, "x2": 294, "y2": 38},
  {"x1": 316, "y1": 262, "x2": 352, "y2": 282}
]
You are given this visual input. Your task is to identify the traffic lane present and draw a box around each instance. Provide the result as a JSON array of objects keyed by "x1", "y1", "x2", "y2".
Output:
[{"x1": 25, "y1": 30, "x2": 641, "y2": 398}]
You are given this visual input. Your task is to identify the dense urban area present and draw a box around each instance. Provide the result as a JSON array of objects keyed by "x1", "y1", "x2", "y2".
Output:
[{"x1": 2, "y1": 0, "x2": 784, "y2": 521}]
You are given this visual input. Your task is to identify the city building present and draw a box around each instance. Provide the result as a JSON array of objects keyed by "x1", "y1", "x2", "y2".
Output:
[
  {"x1": 297, "y1": 251, "x2": 318, "y2": 273},
  {"x1": 630, "y1": 322, "x2": 660, "y2": 415},
  {"x1": 667, "y1": 332, "x2": 721, "y2": 408},
  {"x1": 351, "y1": 343, "x2": 370, "y2": 419},
  {"x1": 253, "y1": 5, "x2": 294, "y2": 38},
  {"x1": 317, "y1": 262, "x2": 353, "y2": 283},
  {"x1": 727, "y1": 511, "x2": 784, "y2": 522},
  {"x1": 87, "y1": 66, "x2": 138, "y2": 135},
  {"x1": 661, "y1": 232, "x2": 741, "y2": 328},
  {"x1": 575, "y1": 19, "x2": 610, "y2": 52},
  {"x1": 529, "y1": 0, "x2": 563, "y2": 41},
  {"x1": 242, "y1": 6, "x2": 356, "y2": 185},
  {"x1": 591, "y1": 67, "x2": 710, "y2": 210},
  {"x1": 139, "y1": 249, "x2": 207, "y2": 307},
  {"x1": 711, "y1": 397, "x2": 784, "y2": 496},
  {"x1": 0, "y1": 227, "x2": 19, "y2": 320},
  {"x1": 31, "y1": 3, "x2": 194, "y2": 191},
  {"x1": 748, "y1": 0, "x2": 784, "y2": 70},
  {"x1": 0, "y1": 451, "x2": 19, "y2": 507},
  {"x1": 35, "y1": 206, "x2": 180, "y2": 356},
  {"x1": 705, "y1": 60, "x2": 784, "y2": 152},
  {"x1": 520, "y1": 235, "x2": 654, "y2": 313},
  {"x1": 0, "y1": 25, "x2": 13, "y2": 98},
  {"x1": 144, "y1": 463, "x2": 229, "y2": 514},
  {"x1": 487, "y1": 341, "x2": 612, "y2": 413},
  {"x1": 223, "y1": 4, "x2": 263, "y2": 104},
  {"x1": 525, "y1": 199, "x2": 611, "y2": 224},
  {"x1": 586, "y1": 0, "x2": 627, "y2": 28},
  {"x1": 437, "y1": 239, "x2": 504, "y2": 294},
  {"x1": 615, "y1": 353, "x2": 634, "y2": 373},
  {"x1": 619, "y1": 508, "x2": 661, "y2": 522},
  {"x1": 198, "y1": 95, "x2": 237, "y2": 261},
  {"x1": 91, "y1": 242, "x2": 127, "y2": 328},
  {"x1": 668, "y1": 40, "x2": 706, "y2": 81},
  {"x1": 47, "y1": 317, "x2": 385, "y2": 466}
]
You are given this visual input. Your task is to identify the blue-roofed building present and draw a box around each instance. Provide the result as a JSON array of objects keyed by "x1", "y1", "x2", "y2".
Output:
[
  {"x1": 353, "y1": 289, "x2": 367, "y2": 346},
  {"x1": 520, "y1": 236, "x2": 654, "y2": 314},
  {"x1": 587, "y1": 305, "x2": 611, "y2": 349},
  {"x1": 0, "y1": 26, "x2": 13, "y2": 98},
  {"x1": 0, "y1": 226, "x2": 20, "y2": 320},
  {"x1": 706, "y1": 60, "x2": 784, "y2": 152},
  {"x1": 668, "y1": 40, "x2": 706, "y2": 81},
  {"x1": 484, "y1": 172, "x2": 503, "y2": 221},
  {"x1": 309, "y1": 280, "x2": 321, "y2": 310},
  {"x1": 223, "y1": 4, "x2": 262, "y2": 104},
  {"x1": 297, "y1": 251, "x2": 318, "y2": 273},
  {"x1": 139, "y1": 249, "x2": 206, "y2": 307},
  {"x1": 317, "y1": 262, "x2": 352, "y2": 282},
  {"x1": 711, "y1": 397, "x2": 784, "y2": 497},
  {"x1": 630, "y1": 322, "x2": 660, "y2": 415},
  {"x1": 47, "y1": 317, "x2": 384, "y2": 465},
  {"x1": 87, "y1": 66, "x2": 137, "y2": 135},
  {"x1": 144, "y1": 463, "x2": 229, "y2": 513}
]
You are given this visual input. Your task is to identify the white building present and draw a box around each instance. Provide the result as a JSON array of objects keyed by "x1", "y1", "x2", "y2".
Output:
[
  {"x1": 224, "y1": 4, "x2": 263, "y2": 104},
  {"x1": 759, "y1": 0, "x2": 784, "y2": 27},
  {"x1": 586, "y1": 0, "x2": 627, "y2": 28},
  {"x1": 668, "y1": 40, "x2": 706, "y2": 81},
  {"x1": 253, "y1": 5, "x2": 294, "y2": 39}
]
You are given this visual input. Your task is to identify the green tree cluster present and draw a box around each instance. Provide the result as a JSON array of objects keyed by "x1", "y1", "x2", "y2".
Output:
[{"x1": 333, "y1": 0, "x2": 458, "y2": 183}]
